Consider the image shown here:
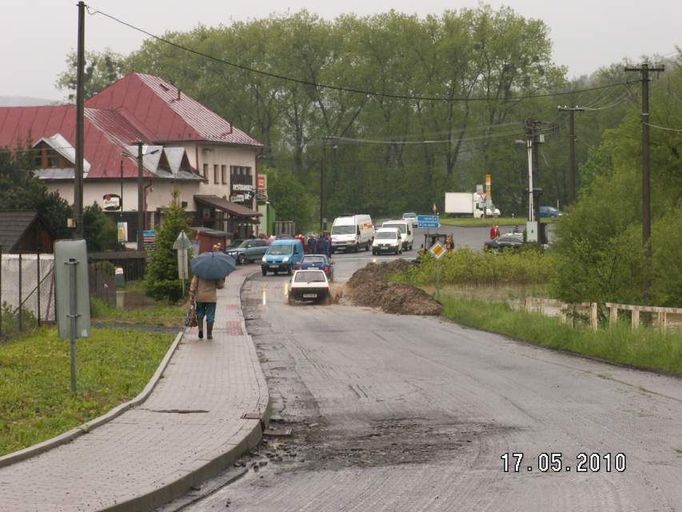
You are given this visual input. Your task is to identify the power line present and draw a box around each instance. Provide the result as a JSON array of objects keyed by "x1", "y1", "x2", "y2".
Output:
[
  {"x1": 645, "y1": 121, "x2": 682, "y2": 133},
  {"x1": 86, "y1": 5, "x2": 636, "y2": 104}
]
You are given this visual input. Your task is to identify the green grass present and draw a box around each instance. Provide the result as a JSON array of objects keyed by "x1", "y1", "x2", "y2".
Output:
[
  {"x1": 91, "y1": 298, "x2": 185, "y2": 328},
  {"x1": 440, "y1": 216, "x2": 557, "y2": 227},
  {"x1": 440, "y1": 296, "x2": 682, "y2": 375},
  {"x1": 0, "y1": 327, "x2": 174, "y2": 456}
]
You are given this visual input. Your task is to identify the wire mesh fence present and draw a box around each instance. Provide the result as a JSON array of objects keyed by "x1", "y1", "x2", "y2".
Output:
[{"x1": 0, "y1": 251, "x2": 55, "y2": 339}]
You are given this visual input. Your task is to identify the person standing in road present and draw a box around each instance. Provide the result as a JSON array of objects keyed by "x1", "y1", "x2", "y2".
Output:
[
  {"x1": 489, "y1": 224, "x2": 497, "y2": 240},
  {"x1": 189, "y1": 244, "x2": 225, "y2": 340}
]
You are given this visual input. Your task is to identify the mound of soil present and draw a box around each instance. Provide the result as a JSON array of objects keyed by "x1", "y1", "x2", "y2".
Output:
[{"x1": 346, "y1": 260, "x2": 443, "y2": 316}]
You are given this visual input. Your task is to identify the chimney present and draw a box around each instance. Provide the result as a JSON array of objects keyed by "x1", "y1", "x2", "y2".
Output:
[{"x1": 177, "y1": 87, "x2": 181, "y2": 101}]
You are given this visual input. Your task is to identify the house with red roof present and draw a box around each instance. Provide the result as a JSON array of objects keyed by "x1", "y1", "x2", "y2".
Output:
[{"x1": 0, "y1": 73, "x2": 263, "y2": 244}]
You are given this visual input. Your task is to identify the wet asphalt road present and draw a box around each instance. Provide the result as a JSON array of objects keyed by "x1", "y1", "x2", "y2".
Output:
[{"x1": 172, "y1": 237, "x2": 682, "y2": 512}]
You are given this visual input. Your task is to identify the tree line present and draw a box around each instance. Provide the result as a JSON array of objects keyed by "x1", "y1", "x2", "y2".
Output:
[{"x1": 57, "y1": 6, "x2": 644, "y2": 226}]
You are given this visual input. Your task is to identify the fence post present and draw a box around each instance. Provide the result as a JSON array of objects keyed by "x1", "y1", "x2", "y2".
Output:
[
  {"x1": 609, "y1": 304, "x2": 618, "y2": 326},
  {"x1": 632, "y1": 310, "x2": 640, "y2": 329},
  {"x1": 657, "y1": 312, "x2": 667, "y2": 331},
  {"x1": 37, "y1": 252, "x2": 41, "y2": 327},
  {"x1": 18, "y1": 252, "x2": 23, "y2": 332},
  {"x1": 590, "y1": 302, "x2": 598, "y2": 330},
  {"x1": 0, "y1": 245, "x2": 2, "y2": 337}
]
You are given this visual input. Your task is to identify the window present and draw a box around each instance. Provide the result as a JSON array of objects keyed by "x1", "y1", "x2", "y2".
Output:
[
  {"x1": 221, "y1": 165, "x2": 227, "y2": 184},
  {"x1": 202, "y1": 164, "x2": 208, "y2": 179},
  {"x1": 230, "y1": 165, "x2": 253, "y2": 185},
  {"x1": 214, "y1": 164, "x2": 219, "y2": 184}
]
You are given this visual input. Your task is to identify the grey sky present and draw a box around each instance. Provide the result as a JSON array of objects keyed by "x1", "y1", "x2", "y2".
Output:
[{"x1": 3, "y1": 0, "x2": 680, "y2": 101}]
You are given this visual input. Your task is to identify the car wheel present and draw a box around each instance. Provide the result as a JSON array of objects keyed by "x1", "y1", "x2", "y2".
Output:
[
  {"x1": 261, "y1": 267, "x2": 267, "y2": 276},
  {"x1": 274, "y1": 270, "x2": 279, "y2": 275},
  {"x1": 354, "y1": 244, "x2": 359, "y2": 253},
  {"x1": 287, "y1": 265, "x2": 293, "y2": 276},
  {"x1": 322, "y1": 294, "x2": 331, "y2": 305},
  {"x1": 372, "y1": 250, "x2": 376, "y2": 255},
  {"x1": 238, "y1": 254, "x2": 246, "y2": 265},
  {"x1": 288, "y1": 294, "x2": 294, "y2": 305}
]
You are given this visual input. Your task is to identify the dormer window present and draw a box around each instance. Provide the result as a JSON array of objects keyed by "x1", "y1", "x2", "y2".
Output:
[{"x1": 34, "y1": 147, "x2": 66, "y2": 169}]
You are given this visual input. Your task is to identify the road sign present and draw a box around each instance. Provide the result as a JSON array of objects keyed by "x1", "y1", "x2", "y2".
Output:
[
  {"x1": 429, "y1": 241, "x2": 446, "y2": 259},
  {"x1": 417, "y1": 214, "x2": 440, "y2": 228}
]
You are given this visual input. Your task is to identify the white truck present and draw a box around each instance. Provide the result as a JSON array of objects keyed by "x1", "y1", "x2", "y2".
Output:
[
  {"x1": 330, "y1": 214, "x2": 375, "y2": 253},
  {"x1": 445, "y1": 192, "x2": 500, "y2": 218}
]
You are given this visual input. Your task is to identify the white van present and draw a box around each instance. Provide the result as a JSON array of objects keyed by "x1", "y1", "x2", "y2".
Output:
[
  {"x1": 331, "y1": 214, "x2": 374, "y2": 253},
  {"x1": 381, "y1": 220, "x2": 414, "y2": 251}
]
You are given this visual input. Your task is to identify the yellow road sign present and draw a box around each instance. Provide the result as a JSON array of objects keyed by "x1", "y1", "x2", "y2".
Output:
[{"x1": 429, "y1": 241, "x2": 446, "y2": 259}]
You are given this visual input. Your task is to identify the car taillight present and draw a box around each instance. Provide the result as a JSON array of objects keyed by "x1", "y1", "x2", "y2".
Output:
[{"x1": 323, "y1": 265, "x2": 330, "y2": 273}]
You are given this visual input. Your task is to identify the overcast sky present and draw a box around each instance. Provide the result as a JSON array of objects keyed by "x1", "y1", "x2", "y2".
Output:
[{"x1": 3, "y1": 0, "x2": 680, "y2": 101}]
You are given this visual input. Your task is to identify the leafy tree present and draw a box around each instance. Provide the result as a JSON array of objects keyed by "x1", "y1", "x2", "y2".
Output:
[
  {"x1": 82, "y1": 203, "x2": 118, "y2": 251},
  {"x1": 265, "y1": 168, "x2": 316, "y2": 233},
  {"x1": 55, "y1": 49, "x2": 127, "y2": 101},
  {"x1": 144, "y1": 191, "x2": 191, "y2": 302},
  {"x1": 552, "y1": 60, "x2": 682, "y2": 306},
  {"x1": 0, "y1": 150, "x2": 71, "y2": 239}
]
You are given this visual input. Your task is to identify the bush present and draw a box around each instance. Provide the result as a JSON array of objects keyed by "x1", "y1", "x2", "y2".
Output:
[
  {"x1": 144, "y1": 191, "x2": 191, "y2": 302},
  {"x1": 403, "y1": 247, "x2": 555, "y2": 287}
]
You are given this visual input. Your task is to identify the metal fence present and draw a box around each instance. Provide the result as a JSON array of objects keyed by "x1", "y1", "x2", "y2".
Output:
[{"x1": 0, "y1": 250, "x2": 56, "y2": 338}]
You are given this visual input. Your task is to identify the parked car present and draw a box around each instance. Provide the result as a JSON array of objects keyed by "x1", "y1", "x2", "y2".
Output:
[
  {"x1": 296, "y1": 254, "x2": 334, "y2": 281},
  {"x1": 225, "y1": 239, "x2": 268, "y2": 264},
  {"x1": 372, "y1": 227, "x2": 402, "y2": 255},
  {"x1": 288, "y1": 269, "x2": 331, "y2": 304},
  {"x1": 402, "y1": 212, "x2": 418, "y2": 228},
  {"x1": 262, "y1": 239, "x2": 305, "y2": 275},
  {"x1": 483, "y1": 232, "x2": 524, "y2": 252},
  {"x1": 539, "y1": 206, "x2": 563, "y2": 218}
]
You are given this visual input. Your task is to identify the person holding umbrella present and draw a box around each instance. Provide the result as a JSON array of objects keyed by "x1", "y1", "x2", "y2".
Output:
[{"x1": 189, "y1": 243, "x2": 235, "y2": 340}]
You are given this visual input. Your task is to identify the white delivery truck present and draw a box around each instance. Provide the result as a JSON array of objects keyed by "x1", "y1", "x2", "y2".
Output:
[
  {"x1": 330, "y1": 214, "x2": 375, "y2": 253},
  {"x1": 444, "y1": 192, "x2": 500, "y2": 218}
]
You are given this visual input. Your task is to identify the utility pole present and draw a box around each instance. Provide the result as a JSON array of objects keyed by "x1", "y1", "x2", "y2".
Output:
[
  {"x1": 320, "y1": 138, "x2": 326, "y2": 232},
  {"x1": 625, "y1": 63, "x2": 664, "y2": 303},
  {"x1": 136, "y1": 141, "x2": 145, "y2": 251},
  {"x1": 74, "y1": 1, "x2": 86, "y2": 238},
  {"x1": 557, "y1": 106, "x2": 584, "y2": 204}
]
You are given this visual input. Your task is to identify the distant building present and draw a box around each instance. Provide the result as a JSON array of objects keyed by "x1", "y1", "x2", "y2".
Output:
[{"x1": 0, "y1": 73, "x2": 263, "y2": 244}]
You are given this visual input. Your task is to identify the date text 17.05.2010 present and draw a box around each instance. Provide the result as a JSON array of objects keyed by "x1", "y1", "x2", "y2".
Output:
[{"x1": 501, "y1": 452, "x2": 626, "y2": 473}]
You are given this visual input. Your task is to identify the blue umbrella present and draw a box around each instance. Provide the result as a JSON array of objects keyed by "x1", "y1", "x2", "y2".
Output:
[{"x1": 190, "y1": 252, "x2": 236, "y2": 280}]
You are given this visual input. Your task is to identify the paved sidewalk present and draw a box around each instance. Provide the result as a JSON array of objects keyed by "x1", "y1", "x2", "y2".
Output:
[{"x1": 0, "y1": 267, "x2": 269, "y2": 512}]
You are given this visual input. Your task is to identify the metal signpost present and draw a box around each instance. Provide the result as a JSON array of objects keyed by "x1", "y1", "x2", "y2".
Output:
[
  {"x1": 54, "y1": 240, "x2": 91, "y2": 394},
  {"x1": 173, "y1": 231, "x2": 193, "y2": 296},
  {"x1": 429, "y1": 241, "x2": 446, "y2": 301}
]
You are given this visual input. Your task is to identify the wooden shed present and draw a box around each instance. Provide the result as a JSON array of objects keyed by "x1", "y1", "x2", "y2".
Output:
[{"x1": 0, "y1": 211, "x2": 55, "y2": 253}]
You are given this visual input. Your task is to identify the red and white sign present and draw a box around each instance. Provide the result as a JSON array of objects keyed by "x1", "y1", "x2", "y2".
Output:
[{"x1": 103, "y1": 194, "x2": 121, "y2": 211}]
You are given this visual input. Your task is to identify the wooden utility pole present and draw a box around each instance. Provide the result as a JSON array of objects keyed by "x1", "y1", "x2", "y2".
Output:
[
  {"x1": 136, "y1": 141, "x2": 145, "y2": 251},
  {"x1": 557, "y1": 106, "x2": 584, "y2": 204},
  {"x1": 74, "y1": 1, "x2": 85, "y2": 238},
  {"x1": 625, "y1": 63, "x2": 664, "y2": 303}
]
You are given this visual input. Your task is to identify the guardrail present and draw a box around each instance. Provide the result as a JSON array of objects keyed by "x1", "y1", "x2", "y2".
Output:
[{"x1": 606, "y1": 302, "x2": 682, "y2": 331}]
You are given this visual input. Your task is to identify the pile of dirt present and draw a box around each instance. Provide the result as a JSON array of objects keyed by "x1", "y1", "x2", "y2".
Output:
[{"x1": 346, "y1": 260, "x2": 443, "y2": 316}]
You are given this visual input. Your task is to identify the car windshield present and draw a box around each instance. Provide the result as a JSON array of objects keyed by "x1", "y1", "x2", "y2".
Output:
[
  {"x1": 238, "y1": 240, "x2": 251, "y2": 248},
  {"x1": 294, "y1": 271, "x2": 326, "y2": 283},
  {"x1": 304, "y1": 256, "x2": 326, "y2": 264},
  {"x1": 403, "y1": 213, "x2": 416, "y2": 218},
  {"x1": 331, "y1": 225, "x2": 355, "y2": 235},
  {"x1": 376, "y1": 231, "x2": 398, "y2": 240},
  {"x1": 383, "y1": 223, "x2": 406, "y2": 234},
  {"x1": 268, "y1": 245, "x2": 293, "y2": 255}
]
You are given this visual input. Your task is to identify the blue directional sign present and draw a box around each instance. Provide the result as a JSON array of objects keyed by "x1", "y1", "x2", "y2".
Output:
[{"x1": 417, "y1": 214, "x2": 440, "y2": 228}]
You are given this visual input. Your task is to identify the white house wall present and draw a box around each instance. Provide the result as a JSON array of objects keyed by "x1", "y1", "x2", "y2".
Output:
[{"x1": 45, "y1": 181, "x2": 201, "y2": 213}]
